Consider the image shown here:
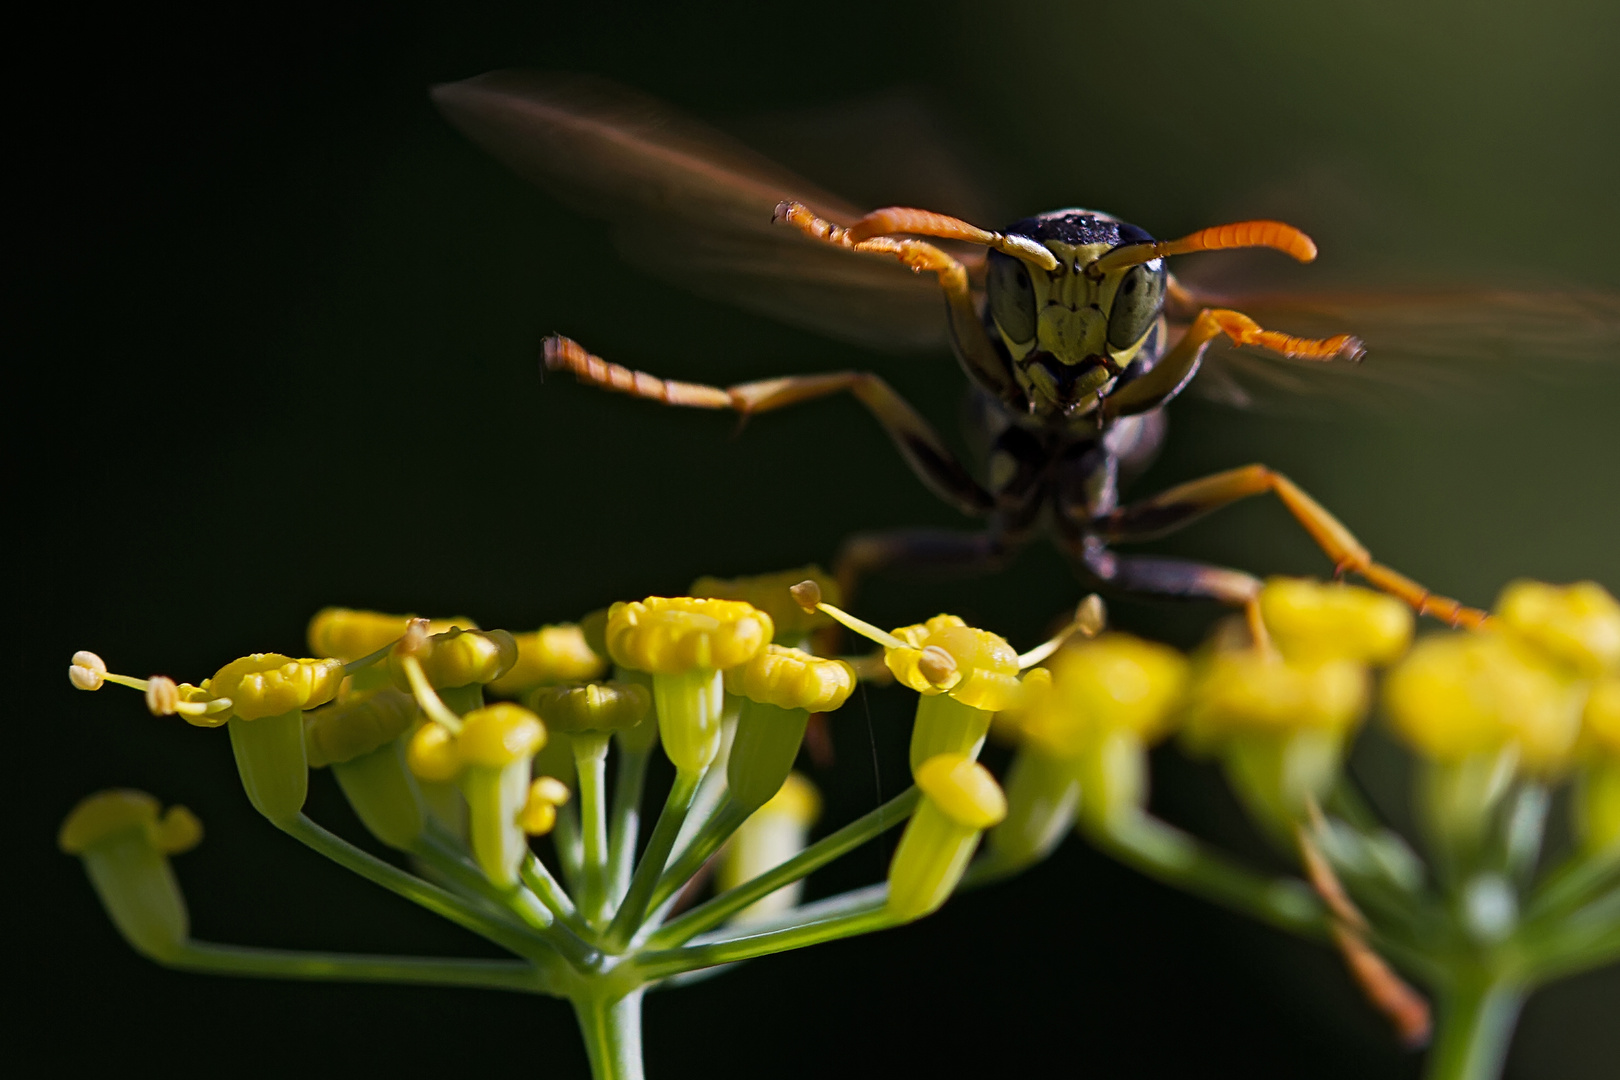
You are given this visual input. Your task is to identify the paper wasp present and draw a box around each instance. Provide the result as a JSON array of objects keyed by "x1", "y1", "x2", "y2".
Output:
[{"x1": 433, "y1": 70, "x2": 1612, "y2": 633}]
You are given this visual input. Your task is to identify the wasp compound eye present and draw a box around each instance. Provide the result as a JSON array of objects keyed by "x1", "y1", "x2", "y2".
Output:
[
  {"x1": 986, "y1": 250, "x2": 1037, "y2": 349},
  {"x1": 1106, "y1": 260, "x2": 1167, "y2": 350}
]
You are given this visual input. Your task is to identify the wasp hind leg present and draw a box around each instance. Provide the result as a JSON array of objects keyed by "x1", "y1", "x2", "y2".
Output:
[
  {"x1": 1066, "y1": 535, "x2": 1272, "y2": 647},
  {"x1": 1094, "y1": 464, "x2": 1489, "y2": 629}
]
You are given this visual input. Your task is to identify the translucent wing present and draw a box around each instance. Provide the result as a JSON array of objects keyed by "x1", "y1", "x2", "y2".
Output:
[
  {"x1": 432, "y1": 70, "x2": 964, "y2": 353},
  {"x1": 1176, "y1": 285, "x2": 1620, "y2": 413}
]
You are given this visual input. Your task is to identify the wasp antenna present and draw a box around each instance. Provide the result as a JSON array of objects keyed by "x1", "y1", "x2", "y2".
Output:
[{"x1": 1090, "y1": 220, "x2": 1318, "y2": 277}]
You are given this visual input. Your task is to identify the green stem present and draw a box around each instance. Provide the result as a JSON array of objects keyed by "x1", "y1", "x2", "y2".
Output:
[
  {"x1": 647, "y1": 787, "x2": 919, "y2": 949},
  {"x1": 1091, "y1": 813, "x2": 1327, "y2": 939},
  {"x1": 647, "y1": 799, "x2": 747, "y2": 914},
  {"x1": 573, "y1": 989, "x2": 646, "y2": 1080},
  {"x1": 607, "y1": 746, "x2": 651, "y2": 910},
  {"x1": 1525, "y1": 852, "x2": 1619, "y2": 923},
  {"x1": 1424, "y1": 973, "x2": 1525, "y2": 1080},
  {"x1": 606, "y1": 769, "x2": 703, "y2": 950},
  {"x1": 521, "y1": 853, "x2": 590, "y2": 934},
  {"x1": 634, "y1": 897, "x2": 895, "y2": 980},
  {"x1": 280, "y1": 815, "x2": 549, "y2": 961},
  {"x1": 574, "y1": 734, "x2": 612, "y2": 925},
  {"x1": 553, "y1": 798, "x2": 586, "y2": 896},
  {"x1": 412, "y1": 832, "x2": 552, "y2": 930},
  {"x1": 167, "y1": 940, "x2": 553, "y2": 994}
]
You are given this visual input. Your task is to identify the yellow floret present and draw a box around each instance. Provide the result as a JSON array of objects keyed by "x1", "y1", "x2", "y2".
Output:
[
  {"x1": 304, "y1": 688, "x2": 418, "y2": 768},
  {"x1": 690, "y1": 566, "x2": 839, "y2": 640},
  {"x1": 605, "y1": 596, "x2": 773, "y2": 674},
  {"x1": 1184, "y1": 652, "x2": 1366, "y2": 748},
  {"x1": 914, "y1": 752, "x2": 1008, "y2": 830},
  {"x1": 519, "y1": 776, "x2": 572, "y2": 835},
  {"x1": 530, "y1": 680, "x2": 650, "y2": 733},
  {"x1": 59, "y1": 790, "x2": 202, "y2": 855},
  {"x1": 1384, "y1": 632, "x2": 1584, "y2": 771},
  {"x1": 388, "y1": 628, "x2": 518, "y2": 691},
  {"x1": 1581, "y1": 677, "x2": 1620, "y2": 757},
  {"x1": 487, "y1": 624, "x2": 607, "y2": 698},
  {"x1": 1495, "y1": 580, "x2": 1620, "y2": 678},
  {"x1": 725, "y1": 645, "x2": 856, "y2": 713},
  {"x1": 886, "y1": 615, "x2": 1022, "y2": 712},
  {"x1": 1020, "y1": 635, "x2": 1188, "y2": 758},
  {"x1": 406, "y1": 722, "x2": 462, "y2": 782},
  {"x1": 456, "y1": 704, "x2": 547, "y2": 768},
  {"x1": 1259, "y1": 578, "x2": 1413, "y2": 666},
  {"x1": 209, "y1": 654, "x2": 345, "y2": 722},
  {"x1": 307, "y1": 608, "x2": 478, "y2": 662}
]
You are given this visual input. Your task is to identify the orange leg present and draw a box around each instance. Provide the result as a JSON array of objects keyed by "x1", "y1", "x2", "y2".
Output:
[
  {"x1": 1099, "y1": 463, "x2": 1489, "y2": 628},
  {"x1": 1105, "y1": 306, "x2": 1364, "y2": 422},
  {"x1": 543, "y1": 336, "x2": 995, "y2": 517},
  {"x1": 771, "y1": 201, "x2": 1015, "y2": 399}
]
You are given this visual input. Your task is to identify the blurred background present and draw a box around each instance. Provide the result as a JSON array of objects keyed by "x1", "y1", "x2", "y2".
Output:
[{"x1": 14, "y1": 1, "x2": 1618, "y2": 1076}]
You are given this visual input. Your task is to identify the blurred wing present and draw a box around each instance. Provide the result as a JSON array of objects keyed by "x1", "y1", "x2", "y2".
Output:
[
  {"x1": 432, "y1": 70, "x2": 956, "y2": 352},
  {"x1": 1178, "y1": 287, "x2": 1620, "y2": 412}
]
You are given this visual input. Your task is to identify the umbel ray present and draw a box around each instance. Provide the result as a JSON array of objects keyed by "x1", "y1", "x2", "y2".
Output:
[{"x1": 433, "y1": 69, "x2": 1585, "y2": 633}]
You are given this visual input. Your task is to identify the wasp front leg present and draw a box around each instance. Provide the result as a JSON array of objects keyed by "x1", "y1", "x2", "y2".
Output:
[
  {"x1": 544, "y1": 336, "x2": 996, "y2": 519},
  {"x1": 1095, "y1": 464, "x2": 1489, "y2": 628}
]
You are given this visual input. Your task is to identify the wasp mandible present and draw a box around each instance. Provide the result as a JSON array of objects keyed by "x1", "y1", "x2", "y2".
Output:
[{"x1": 434, "y1": 70, "x2": 1497, "y2": 632}]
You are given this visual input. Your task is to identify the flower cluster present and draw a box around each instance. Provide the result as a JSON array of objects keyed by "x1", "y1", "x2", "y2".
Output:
[{"x1": 61, "y1": 572, "x2": 1620, "y2": 1080}]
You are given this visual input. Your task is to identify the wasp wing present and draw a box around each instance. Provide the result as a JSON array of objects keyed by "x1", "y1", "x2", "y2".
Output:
[
  {"x1": 1176, "y1": 286, "x2": 1620, "y2": 412},
  {"x1": 432, "y1": 70, "x2": 958, "y2": 353}
]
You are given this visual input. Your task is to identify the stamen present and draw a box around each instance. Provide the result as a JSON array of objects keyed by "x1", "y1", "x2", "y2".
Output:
[
  {"x1": 916, "y1": 646, "x2": 959, "y2": 688},
  {"x1": 397, "y1": 620, "x2": 464, "y2": 733},
  {"x1": 1016, "y1": 595, "x2": 1110, "y2": 669},
  {"x1": 792, "y1": 581, "x2": 909, "y2": 651}
]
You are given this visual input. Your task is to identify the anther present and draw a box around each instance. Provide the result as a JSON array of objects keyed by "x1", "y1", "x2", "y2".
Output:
[
  {"x1": 1076, "y1": 595, "x2": 1107, "y2": 638},
  {"x1": 69, "y1": 650, "x2": 107, "y2": 691},
  {"x1": 145, "y1": 676, "x2": 180, "y2": 717},
  {"x1": 917, "y1": 645, "x2": 958, "y2": 688},
  {"x1": 790, "y1": 579, "x2": 823, "y2": 613}
]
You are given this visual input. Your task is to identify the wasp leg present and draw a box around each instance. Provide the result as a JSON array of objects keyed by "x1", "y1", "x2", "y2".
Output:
[
  {"x1": 544, "y1": 335, "x2": 995, "y2": 517},
  {"x1": 1103, "y1": 307, "x2": 1364, "y2": 422},
  {"x1": 835, "y1": 527, "x2": 1021, "y2": 603},
  {"x1": 1064, "y1": 535, "x2": 1271, "y2": 646},
  {"x1": 1096, "y1": 464, "x2": 1489, "y2": 628},
  {"x1": 772, "y1": 202, "x2": 1017, "y2": 401}
]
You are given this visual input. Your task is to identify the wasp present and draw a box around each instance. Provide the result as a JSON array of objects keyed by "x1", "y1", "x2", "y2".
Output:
[{"x1": 432, "y1": 70, "x2": 1601, "y2": 633}]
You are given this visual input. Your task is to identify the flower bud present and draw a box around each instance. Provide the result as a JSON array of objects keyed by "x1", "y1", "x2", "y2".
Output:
[
  {"x1": 1258, "y1": 577, "x2": 1413, "y2": 666},
  {"x1": 887, "y1": 754, "x2": 1006, "y2": 921},
  {"x1": 388, "y1": 628, "x2": 519, "y2": 692},
  {"x1": 210, "y1": 654, "x2": 346, "y2": 722},
  {"x1": 1495, "y1": 580, "x2": 1620, "y2": 678},
  {"x1": 529, "y1": 680, "x2": 651, "y2": 735},
  {"x1": 487, "y1": 624, "x2": 607, "y2": 698},
  {"x1": 519, "y1": 776, "x2": 573, "y2": 836},
  {"x1": 305, "y1": 689, "x2": 426, "y2": 849},
  {"x1": 1019, "y1": 635, "x2": 1188, "y2": 759},
  {"x1": 307, "y1": 608, "x2": 478, "y2": 663},
  {"x1": 60, "y1": 791, "x2": 201, "y2": 960}
]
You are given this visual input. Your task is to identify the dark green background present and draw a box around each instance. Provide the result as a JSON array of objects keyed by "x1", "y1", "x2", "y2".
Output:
[{"x1": 16, "y1": 1, "x2": 1619, "y2": 1076}]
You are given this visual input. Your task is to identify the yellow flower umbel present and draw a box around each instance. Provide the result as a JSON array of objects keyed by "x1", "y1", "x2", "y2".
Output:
[
  {"x1": 59, "y1": 790, "x2": 202, "y2": 961},
  {"x1": 1186, "y1": 579, "x2": 1410, "y2": 841},
  {"x1": 305, "y1": 688, "x2": 425, "y2": 849},
  {"x1": 887, "y1": 753, "x2": 1007, "y2": 921},
  {"x1": 605, "y1": 596, "x2": 773, "y2": 776},
  {"x1": 1006, "y1": 634, "x2": 1186, "y2": 850},
  {"x1": 716, "y1": 772, "x2": 822, "y2": 924}
]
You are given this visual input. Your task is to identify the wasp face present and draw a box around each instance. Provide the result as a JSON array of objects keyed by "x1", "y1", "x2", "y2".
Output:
[{"x1": 985, "y1": 210, "x2": 1167, "y2": 417}]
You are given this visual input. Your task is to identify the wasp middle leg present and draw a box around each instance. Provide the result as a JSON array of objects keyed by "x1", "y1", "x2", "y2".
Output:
[{"x1": 1095, "y1": 464, "x2": 1490, "y2": 628}]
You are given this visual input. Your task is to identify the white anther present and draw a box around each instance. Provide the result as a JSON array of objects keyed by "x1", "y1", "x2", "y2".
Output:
[
  {"x1": 69, "y1": 650, "x2": 108, "y2": 691},
  {"x1": 146, "y1": 675, "x2": 180, "y2": 716}
]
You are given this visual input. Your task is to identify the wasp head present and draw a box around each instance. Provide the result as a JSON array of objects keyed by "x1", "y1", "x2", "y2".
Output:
[{"x1": 984, "y1": 210, "x2": 1167, "y2": 417}]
